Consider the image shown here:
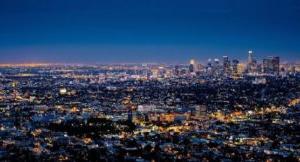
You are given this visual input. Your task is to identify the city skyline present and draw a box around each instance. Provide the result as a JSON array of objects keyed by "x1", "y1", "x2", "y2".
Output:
[
  {"x1": 1, "y1": 1, "x2": 299, "y2": 161},
  {"x1": 0, "y1": 50, "x2": 298, "y2": 65},
  {"x1": 1, "y1": 0, "x2": 300, "y2": 63}
]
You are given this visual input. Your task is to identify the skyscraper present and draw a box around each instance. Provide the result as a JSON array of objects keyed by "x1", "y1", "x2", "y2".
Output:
[
  {"x1": 223, "y1": 56, "x2": 231, "y2": 75},
  {"x1": 263, "y1": 56, "x2": 280, "y2": 75},
  {"x1": 232, "y1": 59, "x2": 239, "y2": 75},
  {"x1": 212, "y1": 58, "x2": 221, "y2": 76},
  {"x1": 206, "y1": 58, "x2": 213, "y2": 75},
  {"x1": 248, "y1": 50, "x2": 253, "y2": 64},
  {"x1": 272, "y1": 56, "x2": 280, "y2": 74},
  {"x1": 263, "y1": 58, "x2": 272, "y2": 74},
  {"x1": 189, "y1": 59, "x2": 198, "y2": 73},
  {"x1": 247, "y1": 50, "x2": 258, "y2": 74}
]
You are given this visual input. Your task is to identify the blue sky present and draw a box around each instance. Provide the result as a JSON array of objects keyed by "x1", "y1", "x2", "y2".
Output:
[{"x1": 0, "y1": 0, "x2": 300, "y2": 63}]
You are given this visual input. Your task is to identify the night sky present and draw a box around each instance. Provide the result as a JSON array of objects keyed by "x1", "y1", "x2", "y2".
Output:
[{"x1": 0, "y1": 0, "x2": 300, "y2": 63}]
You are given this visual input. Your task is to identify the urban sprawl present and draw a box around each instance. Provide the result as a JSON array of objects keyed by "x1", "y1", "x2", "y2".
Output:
[{"x1": 0, "y1": 51, "x2": 300, "y2": 161}]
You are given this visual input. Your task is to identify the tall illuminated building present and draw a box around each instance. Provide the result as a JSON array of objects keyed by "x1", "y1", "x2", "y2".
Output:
[
  {"x1": 206, "y1": 58, "x2": 213, "y2": 75},
  {"x1": 248, "y1": 50, "x2": 253, "y2": 64},
  {"x1": 189, "y1": 63, "x2": 194, "y2": 73},
  {"x1": 247, "y1": 50, "x2": 258, "y2": 74},
  {"x1": 213, "y1": 58, "x2": 221, "y2": 76},
  {"x1": 237, "y1": 63, "x2": 246, "y2": 75},
  {"x1": 223, "y1": 56, "x2": 231, "y2": 75},
  {"x1": 232, "y1": 59, "x2": 239, "y2": 75},
  {"x1": 189, "y1": 59, "x2": 199, "y2": 73}
]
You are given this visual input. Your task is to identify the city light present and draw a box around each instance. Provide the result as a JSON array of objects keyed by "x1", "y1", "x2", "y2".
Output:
[{"x1": 0, "y1": 0, "x2": 299, "y2": 161}]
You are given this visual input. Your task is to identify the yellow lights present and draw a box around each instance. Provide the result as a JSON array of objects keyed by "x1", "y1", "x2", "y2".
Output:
[
  {"x1": 211, "y1": 111, "x2": 248, "y2": 123},
  {"x1": 165, "y1": 125, "x2": 190, "y2": 132},
  {"x1": 211, "y1": 106, "x2": 287, "y2": 123},
  {"x1": 11, "y1": 82, "x2": 17, "y2": 88},
  {"x1": 70, "y1": 106, "x2": 79, "y2": 113},
  {"x1": 211, "y1": 112, "x2": 226, "y2": 121},
  {"x1": 16, "y1": 73, "x2": 37, "y2": 77},
  {"x1": 160, "y1": 114, "x2": 175, "y2": 123},
  {"x1": 82, "y1": 137, "x2": 93, "y2": 144},
  {"x1": 59, "y1": 88, "x2": 67, "y2": 95},
  {"x1": 257, "y1": 106, "x2": 285, "y2": 115},
  {"x1": 31, "y1": 129, "x2": 42, "y2": 137},
  {"x1": 190, "y1": 59, "x2": 196, "y2": 65},
  {"x1": 32, "y1": 142, "x2": 42, "y2": 155},
  {"x1": 237, "y1": 63, "x2": 246, "y2": 74},
  {"x1": 58, "y1": 155, "x2": 69, "y2": 161},
  {"x1": 288, "y1": 98, "x2": 300, "y2": 107},
  {"x1": 233, "y1": 137, "x2": 269, "y2": 146}
]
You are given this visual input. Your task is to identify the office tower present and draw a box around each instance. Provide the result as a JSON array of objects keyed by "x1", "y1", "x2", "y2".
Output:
[
  {"x1": 223, "y1": 56, "x2": 231, "y2": 75},
  {"x1": 248, "y1": 50, "x2": 253, "y2": 64},
  {"x1": 263, "y1": 58, "x2": 272, "y2": 74},
  {"x1": 232, "y1": 59, "x2": 239, "y2": 75},
  {"x1": 189, "y1": 59, "x2": 198, "y2": 73},
  {"x1": 247, "y1": 50, "x2": 258, "y2": 74},
  {"x1": 214, "y1": 58, "x2": 220, "y2": 70},
  {"x1": 263, "y1": 56, "x2": 280, "y2": 75},
  {"x1": 205, "y1": 58, "x2": 213, "y2": 75},
  {"x1": 272, "y1": 56, "x2": 280, "y2": 74},
  {"x1": 247, "y1": 50, "x2": 253, "y2": 73},
  {"x1": 213, "y1": 58, "x2": 220, "y2": 76},
  {"x1": 189, "y1": 64, "x2": 194, "y2": 73},
  {"x1": 257, "y1": 64, "x2": 262, "y2": 73},
  {"x1": 237, "y1": 63, "x2": 246, "y2": 74}
]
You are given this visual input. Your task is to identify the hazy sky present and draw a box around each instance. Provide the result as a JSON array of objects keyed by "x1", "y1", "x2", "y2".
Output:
[{"x1": 0, "y1": 0, "x2": 300, "y2": 63}]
